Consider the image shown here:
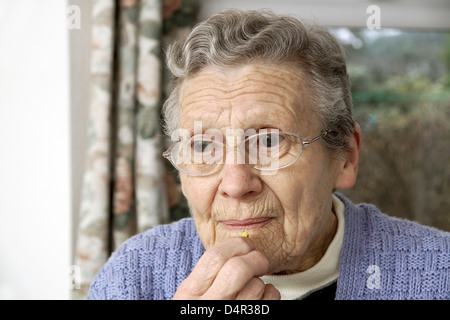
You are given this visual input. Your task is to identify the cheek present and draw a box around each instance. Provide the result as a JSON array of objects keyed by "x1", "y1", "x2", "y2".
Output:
[
  {"x1": 181, "y1": 177, "x2": 214, "y2": 215},
  {"x1": 180, "y1": 177, "x2": 219, "y2": 247},
  {"x1": 268, "y1": 158, "x2": 334, "y2": 240}
]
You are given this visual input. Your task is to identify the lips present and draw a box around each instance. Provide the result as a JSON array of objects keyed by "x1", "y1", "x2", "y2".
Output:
[{"x1": 220, "y1": 217, "x2": 273, "y2": 230}]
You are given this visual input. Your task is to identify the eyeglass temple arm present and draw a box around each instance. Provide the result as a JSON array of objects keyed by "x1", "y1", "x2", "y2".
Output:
[
  {"x1": 162, "y1": 150, "x2": 171, "y2": 158},
  {"x1": 303, "y1": 130, "x2": 329, "y2": 147}
]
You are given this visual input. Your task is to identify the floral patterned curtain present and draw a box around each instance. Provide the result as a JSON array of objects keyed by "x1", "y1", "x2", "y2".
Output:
[{"x1": 73, "y1": 0, "x2": 200, "y2": 299}]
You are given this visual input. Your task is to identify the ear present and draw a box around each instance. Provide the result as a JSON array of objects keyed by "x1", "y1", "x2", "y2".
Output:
[{"x1": 334, "y1": 122, "x2": 362, "y2": 190}]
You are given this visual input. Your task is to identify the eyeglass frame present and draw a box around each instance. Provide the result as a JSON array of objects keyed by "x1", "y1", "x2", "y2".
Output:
[{"x1": 162, "y1": 130, "x2": 328, "y2": 177}]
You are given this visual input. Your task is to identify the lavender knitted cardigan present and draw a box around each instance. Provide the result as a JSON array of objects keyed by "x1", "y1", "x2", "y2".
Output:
[{"x1": 87, "y1": 194, "x2": 450, "y2": 300}]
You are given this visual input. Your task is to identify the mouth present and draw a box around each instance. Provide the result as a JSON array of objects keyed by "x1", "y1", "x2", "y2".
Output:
[{"x1": 219, "y1": 217, "x2": 274, "y2": 230}]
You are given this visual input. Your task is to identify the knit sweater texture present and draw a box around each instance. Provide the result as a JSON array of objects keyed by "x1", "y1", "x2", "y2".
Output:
[{"x1": 87, "y1": 194, "x2": 450, "y2": 300}]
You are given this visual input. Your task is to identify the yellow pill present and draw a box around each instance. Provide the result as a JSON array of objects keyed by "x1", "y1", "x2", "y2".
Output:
[{"x1": 241, "y1": 231, "x2": 249, "y2": 238}]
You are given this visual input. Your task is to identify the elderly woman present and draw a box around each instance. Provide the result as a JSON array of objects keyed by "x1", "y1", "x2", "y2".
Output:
[{"x1": 88, "y1": 9, "x2": 450, "y2": 300}]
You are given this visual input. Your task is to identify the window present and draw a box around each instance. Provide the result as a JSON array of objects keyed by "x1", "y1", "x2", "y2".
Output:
[{"x1": 334, "y1": 28, "x2": 450, "y2": 231}]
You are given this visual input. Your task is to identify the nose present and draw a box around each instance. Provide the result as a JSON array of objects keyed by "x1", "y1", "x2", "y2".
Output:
[{"x1": 218, "y1": 163, "x2": 263, "y2": 199}]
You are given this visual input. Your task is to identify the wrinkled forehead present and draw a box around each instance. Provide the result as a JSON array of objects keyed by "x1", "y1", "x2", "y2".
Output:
[{"x1": 178, "y1": 63, "x2": 320, "y2": 134}]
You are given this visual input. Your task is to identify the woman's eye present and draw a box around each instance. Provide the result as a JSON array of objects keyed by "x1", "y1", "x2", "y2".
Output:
[
  {"x1": 192, "y1": 140, "x2": 211, "y2": 153},
  {"x1": 260, "y1": 134, "x2": 283, "y2": 148}
]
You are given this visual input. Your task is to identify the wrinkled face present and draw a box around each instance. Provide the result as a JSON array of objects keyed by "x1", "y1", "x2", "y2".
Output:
[{"x1": 178, "y1": 63, "x2": 342, "y2": 274}]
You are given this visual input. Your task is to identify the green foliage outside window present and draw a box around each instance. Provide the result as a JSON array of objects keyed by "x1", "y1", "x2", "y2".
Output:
[{"x1": 337, "y1": 29, "x2": 450, "y2": 231}]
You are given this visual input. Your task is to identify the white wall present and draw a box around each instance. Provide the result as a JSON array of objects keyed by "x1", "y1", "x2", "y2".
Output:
[
  {"x1": 200, "y1": 0, "x2": 450, "y2": 30},
  {"x1": 68, "y1": 0, "x2": 91, "y2": 270},
  {"x1": 0, "y1": 0, "x2": 70, "y2": 299}
]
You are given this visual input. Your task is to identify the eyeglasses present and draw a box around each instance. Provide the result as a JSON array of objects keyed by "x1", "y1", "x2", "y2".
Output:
[{"x1": 162, "y1": 130, "x2": 327, "y2": 177}]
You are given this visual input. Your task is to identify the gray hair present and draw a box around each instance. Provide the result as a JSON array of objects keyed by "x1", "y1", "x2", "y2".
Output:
[{"x1": 162, "y1": 9, "x2": 355, "y2": 158}]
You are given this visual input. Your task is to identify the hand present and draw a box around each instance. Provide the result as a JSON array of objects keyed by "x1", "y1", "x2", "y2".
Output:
[{"x1": 173, "y1": 237, "x2": 280, "y2": 300}]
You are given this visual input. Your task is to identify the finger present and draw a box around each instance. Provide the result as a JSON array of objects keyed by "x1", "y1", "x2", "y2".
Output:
[
  {"x1": 203, "y1": 249, "x2": 269, "y2": 299},
  {"x1": 234, "y1": 277, "x2": 266, "y2": 300},
  {"x1": 261, "y1": 284, "x2": 281, "y2": 300},
  {"x1": 174, "y1": 237, "x2": 255, "y2": 299}
]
